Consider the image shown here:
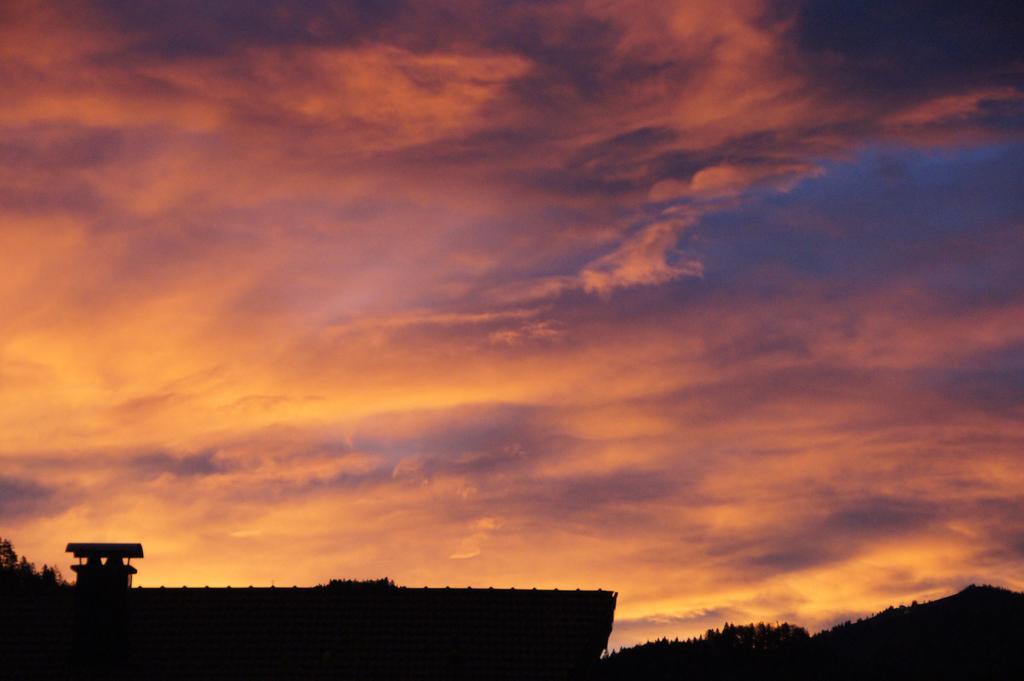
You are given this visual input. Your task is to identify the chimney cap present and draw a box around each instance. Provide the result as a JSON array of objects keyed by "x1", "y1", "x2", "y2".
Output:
[{"x1": 66, "y1": 543, "x2": 144, "y2": 559}]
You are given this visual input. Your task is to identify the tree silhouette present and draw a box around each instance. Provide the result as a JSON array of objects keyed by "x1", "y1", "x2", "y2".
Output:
[{"x1": 0, "y1": 536, "x2": 67, "y2": 594}]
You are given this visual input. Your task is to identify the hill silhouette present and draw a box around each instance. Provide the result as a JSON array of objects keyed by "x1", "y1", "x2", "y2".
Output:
[{"x1": 597, "y1": 585, "x2": 1024, "y2": 680}]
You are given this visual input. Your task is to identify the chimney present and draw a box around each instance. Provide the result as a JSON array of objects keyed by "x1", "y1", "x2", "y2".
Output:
[{"x1": 66, "y1": 543, "x2": 144, "y2": 675}]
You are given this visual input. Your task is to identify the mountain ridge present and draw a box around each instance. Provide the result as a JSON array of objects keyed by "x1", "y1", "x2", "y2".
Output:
[{"x1": 598, "y1": 584, "x2": 1024, "y2": 680}]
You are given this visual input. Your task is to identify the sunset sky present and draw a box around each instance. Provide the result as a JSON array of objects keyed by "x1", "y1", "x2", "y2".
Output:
[{"x1": 2, "y1": 0, "x2": 1023, "y2": 647}]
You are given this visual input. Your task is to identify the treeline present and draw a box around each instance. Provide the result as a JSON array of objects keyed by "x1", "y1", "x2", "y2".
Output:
[
  {"x1": 598, "y1": 623, "x2": 810, "y2": 680},
  {"x1": 0, "y1": 537, "x2": 67, "y2": 593},
  {"x1": 322, "y1": 577, "x2": 397, "y2": 591},
  {"x1": 597, "y1": 585, "x2": 1024, "y2": 680}
]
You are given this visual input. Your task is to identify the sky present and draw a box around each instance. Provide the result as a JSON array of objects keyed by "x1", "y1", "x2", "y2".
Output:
[{"x1": 2, "y1": 0, "x2": 1023, "y2": 648}]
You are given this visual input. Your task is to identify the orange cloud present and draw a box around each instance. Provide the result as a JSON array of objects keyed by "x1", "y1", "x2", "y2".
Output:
[{"x1": 2, "y1": 0, "x2": 1023, "y2": 651}]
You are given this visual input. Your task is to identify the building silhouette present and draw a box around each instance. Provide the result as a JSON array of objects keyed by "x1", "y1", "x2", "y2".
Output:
[{"x1": 2, "y1": 542, "x2": 616, "y2": 680}]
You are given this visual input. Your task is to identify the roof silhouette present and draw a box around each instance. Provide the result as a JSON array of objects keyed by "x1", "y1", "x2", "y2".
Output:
[{"x1": 4, "y1": 584, "x2": 616, "y2": 680}]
